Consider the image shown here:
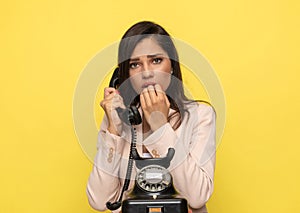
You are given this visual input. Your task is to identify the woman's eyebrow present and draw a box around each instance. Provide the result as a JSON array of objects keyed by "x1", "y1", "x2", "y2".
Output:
[
  {"x1": 147, "y1": 53, "x2": 164, "y2": 58},
  {"x1": 129, "y1": 58, "x2": 140, "y2": 62},
  {"x1": 130, "y1": 53, "x2": 164, "y2": 61}
]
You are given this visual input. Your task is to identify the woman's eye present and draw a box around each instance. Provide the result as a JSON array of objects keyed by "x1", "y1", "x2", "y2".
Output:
[
  {"x1": 129, "y1": 62, "x2": 139, "y2": 69},
  {"x1": 153, "y1": 58, "x2": 163, "y2": 64}
]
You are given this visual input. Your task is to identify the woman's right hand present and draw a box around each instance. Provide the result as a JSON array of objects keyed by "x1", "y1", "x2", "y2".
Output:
[{"x1": 100, "y1": 87, "x2": 125, "y2": 135}]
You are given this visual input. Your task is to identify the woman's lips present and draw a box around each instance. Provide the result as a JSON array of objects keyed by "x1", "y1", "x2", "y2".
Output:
[{"x1": 142, "y1": 82, "x2": 156, "y2": 88}]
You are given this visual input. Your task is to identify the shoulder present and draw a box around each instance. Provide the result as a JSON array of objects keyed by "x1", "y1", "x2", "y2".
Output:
[
  {"x1": 183, "y1": 101, "x2": 216, "y2": 124},
  {"x1": 185, "y1": 101, "x2": 215, "y2": 114}
]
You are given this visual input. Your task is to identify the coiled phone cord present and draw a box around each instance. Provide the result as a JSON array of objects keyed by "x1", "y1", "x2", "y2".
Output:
[{"x1": 106, "y1": 126, "x2": 137, "y2": 210}]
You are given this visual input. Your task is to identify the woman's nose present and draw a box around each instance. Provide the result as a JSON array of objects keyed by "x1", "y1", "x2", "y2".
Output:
[
  {"x1": 142, "y1": 70, "x2": 154, "y2": 79},
  {"x1": 141, "y1": 63, "x2": 154, "y2": 78}
]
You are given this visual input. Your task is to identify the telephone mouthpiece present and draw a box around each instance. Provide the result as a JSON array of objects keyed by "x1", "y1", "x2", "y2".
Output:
[{"x1": 106, "y1": 201, "x2": 122, "y2": 211}]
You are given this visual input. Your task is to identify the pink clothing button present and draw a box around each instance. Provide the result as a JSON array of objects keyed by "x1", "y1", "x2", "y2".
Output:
[
  {"x1": 152, "y1": 149, "x2": 160, "y2": 158},
  {"x1": 152, "y1": 149, "x2": 158, "y2": 155}
]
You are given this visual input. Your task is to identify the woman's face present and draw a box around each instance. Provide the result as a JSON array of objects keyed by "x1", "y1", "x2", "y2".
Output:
[{"x1": 129, "y1": 37, "x2": 172, "y2": 94}]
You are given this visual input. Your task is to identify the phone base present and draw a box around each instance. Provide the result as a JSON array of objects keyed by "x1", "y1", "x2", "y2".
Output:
[{"x1": 122, "y1": 198, "x2": 188, "y2": 213}]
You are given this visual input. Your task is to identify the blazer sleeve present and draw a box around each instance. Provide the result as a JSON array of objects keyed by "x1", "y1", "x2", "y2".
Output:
[
  {"x1": 86, "y1": 115, "x2": 127, "y2": 211},
  {"x1": 143, "y1": 104, "x2": 216, "y2": 210}
]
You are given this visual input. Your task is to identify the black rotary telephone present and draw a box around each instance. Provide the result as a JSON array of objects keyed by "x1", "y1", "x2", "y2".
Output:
[{"x1": 106, "y1": 68, "x2": 188, "y2": 213}]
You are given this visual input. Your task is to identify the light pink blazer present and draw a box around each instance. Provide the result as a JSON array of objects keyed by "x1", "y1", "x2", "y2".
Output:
[{"x1": 87, "y1": 102, "x2": 216, "y2": 213}]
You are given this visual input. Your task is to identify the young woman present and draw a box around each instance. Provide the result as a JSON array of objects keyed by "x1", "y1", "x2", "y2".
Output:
[{"x1": 87, "y1": 21, "x2": 216, "y2": 213}]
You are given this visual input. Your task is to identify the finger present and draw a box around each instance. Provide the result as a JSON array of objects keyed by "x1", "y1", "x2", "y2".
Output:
[
  {"x1": 147, "y1": 85, "x2": 157, "y2": 103},
  {"x1": 105, "y1": 89, "x2": 120, "y2": 101},
  {"x1": 112, "y1": 101, "x2": 125, "y2": 109},
  {"x1": 100, "y1": 93, "x2": 121, "y2": 110},
  {"x1": 104, "y1": 87, "x2": 118, "y2": 97},
  {"x1": 164, "y1": 94, "x2": 170, "y2": 107},
  {"x1": 154, "y1": 84, "x2": 165, "y2": 99},
  {"x1": 104, "y1": 92, "x2": 116, "y2": 101},
  {"x1": 112, "y1": 94, "x2": 122, "y2": 101},
  {"x1": 112, "y1": 95, "x2": 126, "y2": 109},
  {"x1": 154, "y1": 84, "x2": 163, "y2": 93},
  {"x1": 100, "y1": 100, "x2": 104, "y2": 108},
  {"x1": 141, "y1": 88, "x2": 151, "y2": 107},
  {"x1": 140, "y1": 92, "x2": 146, "y2": 109},
  {"x1": 100, "y1": 100, "x2": 111, "y2": 113}
]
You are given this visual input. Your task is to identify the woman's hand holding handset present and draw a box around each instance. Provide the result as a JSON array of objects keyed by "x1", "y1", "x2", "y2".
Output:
[
  {"x1": 100, "y1": 87, "x2": 126, "y2": 136},
  {"x1": 140, "y1": 84, "x2": 170, "y2": 131}
]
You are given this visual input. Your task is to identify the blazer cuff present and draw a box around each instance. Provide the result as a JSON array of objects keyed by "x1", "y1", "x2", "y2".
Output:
[
  {"x1": 143, "y1": 123, "x2": 177, "y2": 157},
  {"x1": 94, "y1": 130, "x2": 127, "y2": 176},
  {"x1": 97, "y1": 129, "x2": 126, "y2": 155}
]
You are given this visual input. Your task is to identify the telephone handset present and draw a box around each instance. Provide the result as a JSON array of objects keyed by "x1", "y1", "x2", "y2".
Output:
[
  {"x1": 106, "y1": 67, "x2": 142, "y2": 211},
  {"x1": 108, "y1": 67, "x2": 142, "y2": 126}
]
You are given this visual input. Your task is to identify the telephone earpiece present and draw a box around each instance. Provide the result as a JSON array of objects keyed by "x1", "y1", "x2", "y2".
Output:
[
  {"x1": 109, "y1": 67, "x2": 142, "y2": 125},
  {"x1": 109, "y1": 67, "x2": 120, "y2": 89}
]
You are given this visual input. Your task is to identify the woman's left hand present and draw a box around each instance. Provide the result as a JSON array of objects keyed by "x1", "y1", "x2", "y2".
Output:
[{"x1": 140, "y1": 84, "x2": 170, "y2": 131}]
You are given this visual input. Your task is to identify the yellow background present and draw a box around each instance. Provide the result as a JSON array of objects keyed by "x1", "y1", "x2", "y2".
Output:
[{"x1": 1, "y1": 0, "x2": 299, "y2": 212}]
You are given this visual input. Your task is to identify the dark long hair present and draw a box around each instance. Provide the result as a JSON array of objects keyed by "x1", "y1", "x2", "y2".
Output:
[{"x1": 117, "y1": 21, "x2": 191, "y2": 129}]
